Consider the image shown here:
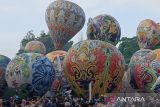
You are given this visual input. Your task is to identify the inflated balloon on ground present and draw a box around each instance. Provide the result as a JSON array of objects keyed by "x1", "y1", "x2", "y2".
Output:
[
  {"x1": 137, "y1": 19, "x2": 160, "y2": 49},
  {"x1": 5, "y1": 53, "x2": 55, "y2": 97},
  {"x1": 63, "y1": 40, "x2": 125, "y2": 97},
  {"x1": 46, "y1": 50, "x2": 69, "y2": 92},
  {"x1": 45, "y1": 0, "x2": 85, "y2": 50},
  {"x1": 0, "y1": 55, "x2": 10, "y2": 93},
  {"x1": 129, "y1": 49, "x2": 160, "y2": 92},
  {"x1": 87, "y1": 14, "x2": 121, "y2": 45},
  {"x1": 25, "y1": 40, "x2": 46, "y2": 55},
  {"x1": 128, "y1": 49, "x2": 152, "y2": 91},
  {"x1": 5, "y1": 53, "x2": 41, "y2": 88},
  {"x1": 31, "y1": 57, "x2": 55, "y2": 96}
]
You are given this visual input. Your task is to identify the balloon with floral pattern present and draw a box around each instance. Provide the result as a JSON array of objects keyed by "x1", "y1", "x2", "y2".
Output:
[
  {"x1": 0, "y1": 55, "x2": 10, "y2": 95},
  {"x1": 46, "y1": 50, "x2": 69, "y2": 92},
  {"x1": 5, "y1": 53, "x2": 54, "y2": 97},
  {"x1": 25, "y1": 40, "x2": 46, "y2": 55},
  {"x1": 137, "y1": 19, "x2": 160, "y2": 49},
  {"x1": 87, "y1": 14, "x2": 121, "y2": 45},
  {"x1": 63, "y1": 40, "x2": 125, "y2": 97},
  {"x1": 45, "y1": 0, "x2": 85, "y2": 50}
]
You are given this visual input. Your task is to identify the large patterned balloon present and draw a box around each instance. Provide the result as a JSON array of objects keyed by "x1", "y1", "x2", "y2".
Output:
[
  {"x1": 25, "y1": 40, "x2": 46, "y2": 55},
  {"x1": 87, "y1": 14, "x2": 121, "y2": 45},
  {"x1": 63, "y1": 40, "x2": 125, "y2": 97},
  {"x1": 128, "y1": 49, "x2": 152, "y2": 91},
  {"x1": 46, "y1": 50, "x2": 69, "y2": 92},
  {"x1": 0, "y1": 55, "x2": 10, "y2": 92},
  {"x1": 5, "y1": 53, "x2": 41, "y2": 88},
  {"x1": 5, "y1": 53, "x2": 54, "y2": 96},
  {"x1": 129, "y1": 49, "x2": 160, "y2": 92},
  {"x1": 31, "y1": 57, "x2": 55, "y2": 96},
  {"x1": 137, "y1": 19, "x2": 160, "y2": 49},
  {"x1": 45, "y1": 0, "x2": 85, "y2": 50}
]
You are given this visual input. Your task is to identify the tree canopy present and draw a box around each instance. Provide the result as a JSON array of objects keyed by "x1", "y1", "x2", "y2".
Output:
[
  {"x1": 17, "y1": 30, "x2": 74, "y2": 55},
  {"x1": 118, "y1": 36, "x2": 160, "y2": 64}
]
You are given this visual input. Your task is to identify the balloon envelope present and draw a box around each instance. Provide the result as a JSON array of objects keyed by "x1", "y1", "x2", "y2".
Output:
[
  {"x1": 137, "y1": 19, "x2": 160, "y2": 49},
  {"x1": 25, "y1": 40, "x2": 46, "y2": 55},
  {"x1": 128, "y1": 49, "x2": 152, "y2": 92},
  {"x1": 46, "y1": 50, "x2": 69, "y2": 92},
  {"x1": 31, "y1": 57, "x2": 55, "y2": 96},
  {"x1": 45, "y1": 0, "x2": 85, "y2": 50},
  {"x1": 0, "y1": 55, "x2": 10, "y2": 94},
  {"x1": 129, "y1": 49, "x2": 160, "y2": 92},
  {"x1": 63, "y1": 40, "x2": 125, "y2": 97},
  {"x1": 87, "y1": 14, "x2": 121, "y2": 45},
  {"x1": 5, "y1": 53, "x2": 54, "y2": 97},
  {"x1": 5, "y1": 53, "x2": 41, "y2": 88}
]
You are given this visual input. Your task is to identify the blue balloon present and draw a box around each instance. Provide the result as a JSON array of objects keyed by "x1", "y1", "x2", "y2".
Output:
[{"x1": 30, "y1": 57, "x2": 55, "y2": 96}]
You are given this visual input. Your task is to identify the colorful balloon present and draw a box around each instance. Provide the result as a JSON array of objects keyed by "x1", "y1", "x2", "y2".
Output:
[
  {"x1": 6, "y1": 53, "x2": 41, "y2": 88},
  {"x1": 31, "y1": 57, "x2": 55, "y2": 96},
  {"x1": 128, "y1": 49, "x2": 152, "y2": 92},
  {"x1": 25, "y1": 40, "x2": 46, "y2": 55},
  {"x1": 5, "y1": 53, "x2": 54, "y2": 96},
  {"x1": 87, "y1": 14, "x2": 121, "y2": 45},
  {"x1": 129, "y1": 49, "x2": 160, "y2": 92},
  {"x1": 137, "y1": 19, "x2": 160, "y2": 49},
  {"x1": 63, "y1": 40, "x2": 125, "y2": 97},
  {"x1": 0, "y1": 55, "x2": 10, "y2": 94},
  {"x1": 46, "y1": 50, "x2": 69, "y2": 92},
  {"x1": 45, "y1": 0, "x2": 85, "y2": 50}
]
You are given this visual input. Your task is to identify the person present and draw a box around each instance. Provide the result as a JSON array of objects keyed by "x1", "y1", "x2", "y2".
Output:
[
  {"x1": 64, "y1": 99, "x2": 70, "y2": 107},
  {"x1": 21, "y1": 99, "x2": 26, "y2": 107},
  {"x1": 0, "y1": 99, "x2": 2, "y2": 107}
]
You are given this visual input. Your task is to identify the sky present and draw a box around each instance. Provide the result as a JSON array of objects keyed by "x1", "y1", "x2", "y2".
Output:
[{"x1": 0, "y1": 0, "x2": 160, "y2": 58}]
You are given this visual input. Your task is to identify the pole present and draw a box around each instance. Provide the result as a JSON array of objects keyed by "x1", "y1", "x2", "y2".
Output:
[{"x1": 89, "y1": 81, "x2": 92, "y2": 102}]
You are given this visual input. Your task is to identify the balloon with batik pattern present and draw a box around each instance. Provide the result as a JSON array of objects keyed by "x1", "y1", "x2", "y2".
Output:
[
  {"x1": 87, "y1": 14, "x2": 121, "y2": 45},
  {"x1": 45, "y1": 0, "x2": 85, "y2": 50},
  {"x1": 0, "y1": 55, "x2": 10, "y2": 95},
  {"x1": 31, "y1": 57, "x2": 55, "y2": 96},
  {"x1": 25, "y1": 40, "x2": 46, "y2": 55},
  {"x1": 5, "y1": 53, "x2": 55, "y2": 97},
  {"x1": 63, "y1": 40, "x2": 125, "y2": 97},
  {"x1": 128, "y1": 49, "x2": 152, "y2": 92},
  {"x1": 129, "y1": 49, "x2": 160, "y2": 92},
  {"x1": 46, "y1": 50, "x2": 69, "y2": 92},
  {"x1": 137, "y1": 19, "x2": 160, "y2": 49}
]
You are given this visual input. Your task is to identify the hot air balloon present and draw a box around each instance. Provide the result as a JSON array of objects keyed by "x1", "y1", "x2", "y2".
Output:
[
  {"x1": 137, "y1": 19, "x2": 160, "y2": 49},
  {"x1": 129, "y1": 49, "x2": 160, "y2": 92},
  {"x1": 0, "y1": 55, "x2": 10, "y2": 95},
  {"x1": 63, "y1": 40, "x2": 125, "y2": 97},
  {"x1": 5, "y1": 53, "x2": 55, "y2": 97},
  {"x1": 31, "y1": 57, "x2": 55, "y2": 96},
  {"x1": 45, "y1": 0, "x2": 85, "y2": 50},
  {"x1": 128, "y1": 49, "x2": 152, "y2": 92},
  {"x1": 25, "y1": 40, "x2": 46, "y2": 55},
  {"x1": 87, "y1": 14, "x2": 121, "y2": 45},
  {"x1": 46, "y1": 50, "x2": 69, "y2": 92}
]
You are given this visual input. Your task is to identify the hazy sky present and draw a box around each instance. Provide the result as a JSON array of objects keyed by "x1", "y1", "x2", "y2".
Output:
[{"x1": 0, "y1": 0, "x2": 160, "y2": 58}]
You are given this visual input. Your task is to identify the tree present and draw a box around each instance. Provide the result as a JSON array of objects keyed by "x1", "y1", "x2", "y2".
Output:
[
  {"x1": 118, "y1": 37, "x2": 140, "y2": 64},
  {"x1": 37, "y1": 31, "x2": 55, "y2": 54},
  {"x1": 118, "y1": 36, "x2": 160, "y2": 64},
  {"x1": 17, "y1": 30, "x2": 74, "y2": 55}
]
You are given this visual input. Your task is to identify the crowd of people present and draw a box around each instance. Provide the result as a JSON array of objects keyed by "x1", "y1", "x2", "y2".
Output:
[{"x1": 0, "y1": 92, "x2": 160, "y2": 107}]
